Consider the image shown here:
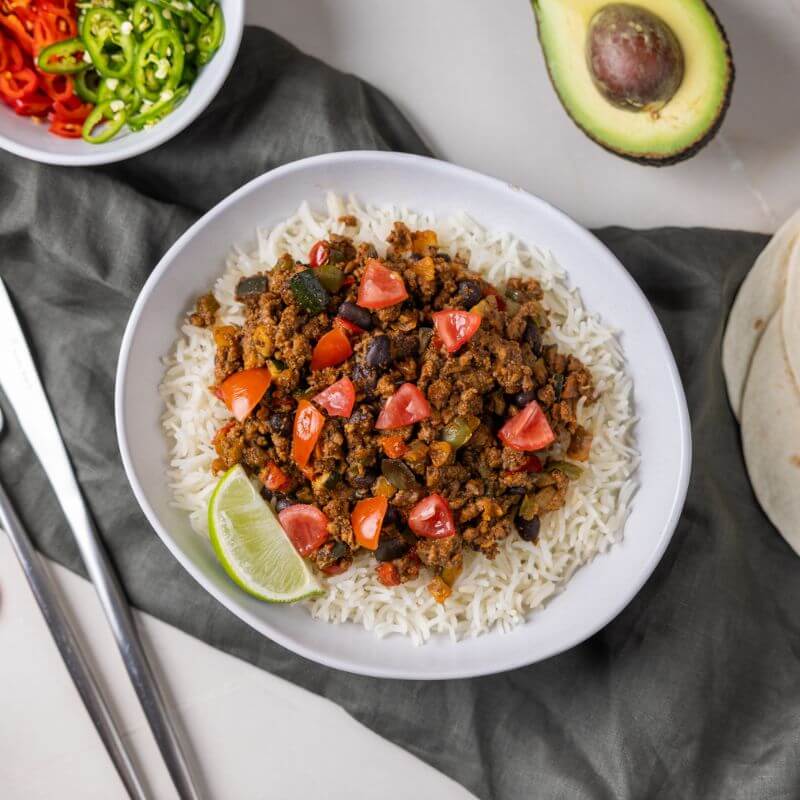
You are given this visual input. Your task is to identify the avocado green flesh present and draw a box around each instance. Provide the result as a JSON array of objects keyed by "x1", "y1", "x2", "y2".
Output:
[{"x1": 533, "y1": 0, "x2": 734, "y2": 163}]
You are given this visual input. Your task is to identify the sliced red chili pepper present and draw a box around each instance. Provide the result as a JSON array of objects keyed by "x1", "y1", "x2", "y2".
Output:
[
  {"x1": 310, "y1": 327, "x2": 353, "y2": 371},
  {"x1": 262, "y1": 461, "x2": 290, "y2": 492},
  {"x1": 33, "y1": 15, "x2": 59, "y2": 54},
  {"x1": 12, "y1": 91, "x2": 50, "y2": 116},
  {"x1": 308, "y1": 240, "x2": 329, "y2": 268},
  {"x1": 375, "y1": 383, "x2": 431, "y2": 430},
  {"x1": 0, "y1": 67, "x2": 38, "y2": 100},
  {"x1": 432, "y1": 309, "x2": 482, "y2": 353},
  {"x1": 219, "y1": 368, "x2": 271, "y2": 422},
  {"x1": 482, "y1": 284, "x2": 507, "y2": 311},
  {"x1": 312, "y1": 377, "x2": 356, "y2": 418},
  {"x1": 408, "y1": 494, "x2": 456, "y2": 539},
  {"x1": 351, "y1": 496, "x2": 388, "y2": 551},
  {"x1": 498, "y1": 400, "x2": 555, "y2": 452},
  {"x1": 52, "y1": 96, "x2": 91, "y2": 122},
  {"x1": 3, "y1": 37, "x2": 25, "y2": 73},
  {"x1": 333, "y1": 316, "x2": 364, "y2": 336},
  {"x1": 0, "y1": 15, "x2": 35, "y2": 54},
  {"x1": 278, "y1": 504, "x2": 329, "y2": 557},
  {"x1": 356, "y1": 259, "x2": 409, "y2": 310},
  {"x1": 292, "y1": 399, "x2": 325, "y2": 468},
  {"x1": 40, "y1": 72, "x2": 73, "y2": 102},
  {"x1": 376, "y1": 562, "x2": 401, "y2": 587}
]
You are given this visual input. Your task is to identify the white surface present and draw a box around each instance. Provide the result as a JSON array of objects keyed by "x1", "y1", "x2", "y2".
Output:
[
  {"x1": 116, "y1": 150, "x2": 690, "y2": 679},
  {"x1": 2, "y1": 0, "x2": 797, "y2": 796},
  {"x1": 0, "y1": 0, "x2": 244, "y2": 166}
]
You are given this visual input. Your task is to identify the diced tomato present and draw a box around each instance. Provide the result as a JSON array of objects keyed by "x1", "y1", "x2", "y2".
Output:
[
  {"x1": 432, "y1": 309, "x2": 482, "y2": 353},
  {"x1": 333, "y1": 316, "x2": 364, "y2": 336},
  {"x1": 262, "y1": 461, "x2": 290, "y2": 492},
  {"x1": 312, "y1": 377, "x2": 356, "y2": 418},
  {"x1": 498, "y1": 400, "x2": 555, "y2": 452},
  {"x1": 219, "y1": 368, "x2": 271, "y2": 422},
  {"x1": 278, "y1": 504, "x2": 329, "y2": 557},
  {"x1": 380, "y1": 435, "x2": 408, "y2": 458},
  {"x1": 308, "y1": 240, "x2": 329, "y2": 268},
  {"x1": 291, "y1": 399, "x2": 325, "y2": 468},
  {"x1": 375, "y1": 383, "x2": 431, "y2": 430},
  {"x1": 482, "y1": 284, "x2": 507, "y2": 311},
  {"x1": 356, "y1": 259, "x2": 409, "y2": 310},
  {"x1": 408, "y1": 494, "x2": 456, "y2": 539},
  {"x1": 351, "y1": 496, "x2": 388, "y2": 551},
  {"x1": 310, "y1": 327, "x2": 353, "y2": 371},
  {"x1": 376, "y1": 562, "x2": 401, "y2": 587}
]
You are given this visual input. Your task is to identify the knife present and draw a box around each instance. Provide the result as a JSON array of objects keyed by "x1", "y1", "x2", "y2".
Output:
[{"x1": 0, "y1": 278, "x2": 201, "y2": 800}]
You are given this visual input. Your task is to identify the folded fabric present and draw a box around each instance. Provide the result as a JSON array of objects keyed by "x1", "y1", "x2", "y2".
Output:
[{"x1": 1, "y1": 26, "x2": 799, "y2": 800}]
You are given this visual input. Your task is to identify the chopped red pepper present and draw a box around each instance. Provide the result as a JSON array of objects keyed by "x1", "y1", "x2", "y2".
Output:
[
  {"x1": 262, "y1": 461, "x2": 290, "y2": 492},
  {"x1": 498, "y1": 400, "x2": 555, "y2": 452},
  {"x1": 312, "y1": 377, "x2": 356, "y2": 418},
  {"x1": 380, "y1": 435, "x2": 408, "y2": 458},
  {"x1": 376, "y1": 562, "x2": 401, "y2": 587},
  {"x1": 278, "y1": 504, "x2": 329, "y2": 557},
  {"x1": 310, "y1": 327, "x2": 353, "y2": 371},
  {"x1": 308, "y1": 240, "x2": 329, "y2": 268},
  {"x1": 432, "y1": 309, "x2": 482, "y2": 353},
  {"x1": 356, "y1": 259, "x2": 409, "y2": 310},
  {"x1": 408, "y1": 494, "x2": 456, "y2": 539},
  {"x1": 351, "y1": 496, "x2": 388, "y2": 550},
  {"x1": 291, "y1": 399, "x2": 325, "y2": 468},
  {"x1": 482, "y1": 284, "x2": 507, "y2": 311},
  {"x1": 219, "y1": 368, "x2": 271, "y2": 422},
  {"x1": 333, "y1": 316, "x2": 364, "y2": 336},
  {"x1": 375, "y1": 383, "x2": 431, "y2": 430}
]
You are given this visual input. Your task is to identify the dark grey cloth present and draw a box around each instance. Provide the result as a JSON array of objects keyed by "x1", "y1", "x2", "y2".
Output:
[{"x1": 2, "y1": 26, "x2": 799, "y2": 800}]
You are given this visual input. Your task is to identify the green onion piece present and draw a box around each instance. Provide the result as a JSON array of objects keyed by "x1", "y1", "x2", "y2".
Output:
[{"x1": 289, "y1": 269, "x2": 329, "y2": 315}]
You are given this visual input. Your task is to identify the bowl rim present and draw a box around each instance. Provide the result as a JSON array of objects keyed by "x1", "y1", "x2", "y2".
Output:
[
  {"x1": 115, "y1": 151, "x2": 692, "y2": 679},
  {"x1": 0, "y1": 0, "x2": 244, "y2": 167}
]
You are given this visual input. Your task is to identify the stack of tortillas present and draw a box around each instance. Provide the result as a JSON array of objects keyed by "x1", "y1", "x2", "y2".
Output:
[{"x1": 723, "y1": 211, "x2": 800, "y2": 555}]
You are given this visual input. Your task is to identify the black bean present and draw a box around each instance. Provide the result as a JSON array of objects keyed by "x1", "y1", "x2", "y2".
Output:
[
  {"x1": 513, "y1": 390, "x2": 537, "y2": 408},
  {"x1": 269, "y1": 412, "x2": 292, "y2": 437},
  {"x1": 337, "y1": 301, "x2": 373, "y2": 330},
  {"x1": 517, "y1": 515, "x2": 541, "y2": 542},
  {"x1": 524, "y1": 320, "x2": 543, "y2": 356},
  {"x1": 383, "y1": 504, "x2": 401, "y2": 528},
  {"x1": 457, "y1": 279, "x2": 482, "y2": 309},
  {"x1": 375, "y1": 534, "x2": 411, "y2": 562},
  {"x1": 235, "y1": 275, "x2": 268, "y2": 299},
  {"x1": 352, "y1": 363, "x2": 378, "y2": 394},
  {"x1": 487, "y1": 413, "x2": 505, "y2": 433},
  {"x1": 329, "y1": 540, "x2": 350, "y2": 560},
  {"x1": 507, "y1": 486, "x2": 527, "y2": 496},
  {"x1": 365, "y1": 335, "x2": 391, "y2": 370},
  {"x1": 274, "y1": 496, "x2": 293, "y2": 512},
  {"x1": 351, "y1": 470, "x2": 378, "y2": 492}
]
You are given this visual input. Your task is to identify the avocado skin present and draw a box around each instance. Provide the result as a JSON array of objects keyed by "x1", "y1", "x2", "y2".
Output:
[{"x1": 532, "y1": 0, "x2": 735, "y2": 166}]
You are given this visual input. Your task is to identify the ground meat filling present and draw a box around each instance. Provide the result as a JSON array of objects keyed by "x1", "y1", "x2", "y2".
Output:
[{"x1": 195, "y1": 221, "x2": 597, "y2": 601}]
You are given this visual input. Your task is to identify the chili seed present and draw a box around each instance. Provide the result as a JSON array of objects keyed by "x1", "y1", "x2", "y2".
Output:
[{"x1": 337, "y1": 301, "x2": 373, "y2": 330}]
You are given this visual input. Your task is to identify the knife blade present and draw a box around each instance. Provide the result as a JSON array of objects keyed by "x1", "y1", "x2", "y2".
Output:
[{"x1": 0, "y1": 278, "x2": 201, "y2": 800}]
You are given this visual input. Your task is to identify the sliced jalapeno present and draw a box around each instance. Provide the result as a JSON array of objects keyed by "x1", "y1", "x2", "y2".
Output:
[
  {"x1": 82, "y1": 101, "x2": 128, "y2": 144},
  {"x1": 37, "y1": 38, "x2": 87, "y2": 74},
  {"x1": 196, "y1": 3, "x2": 223, "y2": 65},
  {"x1": 81, "y1": 8, "x2": 136, "y2": 80},
  {"x1": 127, "y1": 84, "x2": 188, "y2": 130},
  {"x1": 134, "y1": 28, "x2": 184, "y2": 101},
  {"x1": 132, "y1": 0, "x2": 166, "y2": 37},
  {"x1": 98, "y1": 78, "x2": 142, "y2": 114},
  {"x1": 74, "y1": 68, "x2": 101, "y2": 103}
]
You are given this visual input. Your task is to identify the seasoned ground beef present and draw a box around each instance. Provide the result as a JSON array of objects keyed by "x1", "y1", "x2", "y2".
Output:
[{"x1": 194, "y1": 222, "x2": 597, "y2": 601}]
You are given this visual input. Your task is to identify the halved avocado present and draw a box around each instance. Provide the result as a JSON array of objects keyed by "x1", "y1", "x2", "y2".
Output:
[{"x1": 532, "y1": 0, "x2": 734, "y2": 165}]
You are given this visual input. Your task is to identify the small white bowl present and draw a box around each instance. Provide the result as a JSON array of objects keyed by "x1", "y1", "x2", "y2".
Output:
[
  {"x1": 0, "y1": 0, "x2": 244, "y2": 166},
  {"x1": 116, "y1": 152, "x2": 691, "y2": 679}
]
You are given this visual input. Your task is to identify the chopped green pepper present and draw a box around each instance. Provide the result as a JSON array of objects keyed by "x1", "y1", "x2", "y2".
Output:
[
  {"x1": 546, "y1": 461, "x2": 583, "y2": 480},
  {"x1": 381, "y1": 459, "x2": 418, "y2": 490},
  {"x1": 37, "y1": 38, "x2": 87, "y2": 74},
  {"x1": 289, "y1": 269, "x2": 329, "y2": 315},
  {"x1": 82, "y1": 8, "x2": 136, "y2": 80},
  {"x1": 196, "y1": 3, "x2": 224, "y2": 65},
  {"x1": 441, "y1": 417, "x2": 474, "y2": 449},
  {"x1": 316, "y1": 263, "x2": 345, "y2": 293},
  {"x1": 82, "y1": 100, "x2": 128, "y2": 144}
]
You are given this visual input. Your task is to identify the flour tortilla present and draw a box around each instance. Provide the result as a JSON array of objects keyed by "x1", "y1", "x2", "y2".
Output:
[
  {"x1": 741, "y1": 314, "x2": 800, "y2": 556},
  {"x1": 781, "y1": 238, "x2": 800, "y2": 391},
  {"x1": 722, "y1": 210, "x2": 800, "y2": 420}
]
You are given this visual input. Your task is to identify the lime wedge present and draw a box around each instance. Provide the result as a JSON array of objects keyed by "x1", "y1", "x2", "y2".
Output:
[{"x1": 208, "y1": 465, "x2": 323, "y2": 603}]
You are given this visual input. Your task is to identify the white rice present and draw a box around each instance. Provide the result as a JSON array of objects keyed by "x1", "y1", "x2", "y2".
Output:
[{"x1": 160, "y1": 193, "x2": 638, "y2": 645}]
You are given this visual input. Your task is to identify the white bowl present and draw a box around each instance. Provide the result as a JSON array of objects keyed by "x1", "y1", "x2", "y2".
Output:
[
  {"x1": 116, "y1": 152, "x2": 691, "y2": 679},
  {"x1": 0, "y1": 0, "x2": 244, "y2": 166}
]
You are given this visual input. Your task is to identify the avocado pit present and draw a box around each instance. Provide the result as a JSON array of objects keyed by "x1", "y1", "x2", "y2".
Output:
[{"x1": 586, "y1": 3, "x2": 684, "y2": 112}]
